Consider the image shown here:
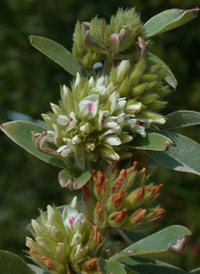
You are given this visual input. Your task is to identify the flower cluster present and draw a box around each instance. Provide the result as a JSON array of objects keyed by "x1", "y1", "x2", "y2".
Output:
[
  {"x1": 82, "y1": 162, "x2": 165, "y2": 231},
  {"x1": 72, "y1": 8, "x2": 144, "y2": 69},
  {"x1": 33, "y1": 59, "x2": 169, "y2": 168},
  {"x1": 26, "y1": 197, "x2": 102, "y2": 274}
]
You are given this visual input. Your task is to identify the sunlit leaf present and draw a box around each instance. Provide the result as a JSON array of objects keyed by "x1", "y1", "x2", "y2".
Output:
[
  {"x1": 160, "y1": 110, "x2": 200, "y2": 130},
  {"x1": 111, "y1": 225, "x2": 191, "y2": 260},
  {"x1": 0, "y1": 250, "x2": 34, "y2": 274},
  {"x1": 144, "y1": 8, "x2": 199, "y2": 37},
  {"x1": 0, "y1": 121, "x2": 65, "y2": 168},
  {"x1": 148, "y1": 131, "x2": 200, "y2": 176},
  {"x1": 28, "y1": 264, "x2": 48, "y2": 274},
  {"x1": 147, "y1": 52, "x2": 177, "y2": 89},
  {"x1": 126, "y1": 132, "x2": 173, "y2": 151},
  {"x1": 97, "y1": 258, "x2": 126, "y2": 274},
  {"x1": 29, "y1": 36, "x2": 87, "y2": 76},
  {"x1": 121, "y1": 257, "x2": 188, "y2": 274}
]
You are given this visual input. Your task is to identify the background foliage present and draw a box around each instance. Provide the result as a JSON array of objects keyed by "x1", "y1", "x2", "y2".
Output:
[{"x1": 0, "y1": 0, "x2": 200, "y2": 271}]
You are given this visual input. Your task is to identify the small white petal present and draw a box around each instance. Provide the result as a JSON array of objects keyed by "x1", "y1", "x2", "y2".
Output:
[
  {"x1": 57, "y1": 145, "x2": 68, "y2": 153},
  {"x1": 98, "y1": 110, "x2": 110, "y2": 130},
  {"x1": 88, "y1": 77, "x2": 95, "y2": 88},
  {"x1": 72, "y1": 135, "x2": 82, "y2": 144},
  {"x1": 57, "y1": 115, "x2": 69, "y2": 126},
  {"x1": 104, "y1": 135, "x2": 121, "y2": 146},
  {"x1": 126, "y1": 102, "x2": 142, "y2": 113},
  {"x1": 94, "y1": 86, "x2": 108, "y2": 96},
  {"x1": 74, "y1": 73, "x2": 81, "y2": 88},
  {"x1": 85, "y1": 142, "x2": 95, "y2": 151},
  {"x1": 80, "y1": 123, "x2": 92, "y2": 134},
  {"x1": 152, "y1": 117, "x2": 166, "y2": 124},
  {"x1": 79, "y1": 94, "x2": 99, "y2": 119},
  {"x1": 61, "y1": 148, "x2": 71, "y2": 157},
  {"x1": 46, "y1": 131, "x2": 54, "y2": 142},
  {"x1": 117, "y1": 60, "x2": 130, "y2": 78}
]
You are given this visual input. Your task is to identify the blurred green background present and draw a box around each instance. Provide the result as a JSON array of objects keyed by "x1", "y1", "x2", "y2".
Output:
[{"x1": 0, "y1": 0, "x2": 200, "y2": 271}]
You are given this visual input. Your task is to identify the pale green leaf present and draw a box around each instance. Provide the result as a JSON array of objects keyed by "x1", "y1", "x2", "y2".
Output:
[
  {"x1": 144, "y1": 8, "x2": 199, "y2": 37},
  {"x1": 111, "y1": 225, "x2": 191, "y2": 260},
  {"x1": 160, "y1": 110, "x2": 200, "y2": 130},
  {"x1": 58, "y1": 168, "x2": 91, "y2": 189},
  {"x1": 97, "y1": 258, "x2": 127, "y2": 274},
  {"x1": 28, "y1": 264, "x2": 48, "y2": 274},
  {"x1": 126, "y1": 132, "x2": 173, "y2": 151},
  {"x1": 147, "y1": 52, "x2": 177, "y2": 89},
  {"x1": 190, "y1": 268, "x2": 200, "y2": 274},
  {"x1": 0, "y1": 121, "x2": 65, "y2": 168},
  {"x1": 121, "y1": 257, "x2": 188, "y2": 274},
  {"x1": 29, "y1": 36, "x2": 87, "y2": 76},
  {"x1": 148, "y1": 131, "x2": 200, "y2": 176},
  {"x1": 0, "y1": 250, "x2": 34, "y2": 274}
]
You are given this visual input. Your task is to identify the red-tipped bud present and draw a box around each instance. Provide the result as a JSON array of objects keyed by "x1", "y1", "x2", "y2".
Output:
[
  {"x1": 42, "y1": 257, "x2": 56, "y2": 271},
  {"x1": 114, "y1": 210, "x2": 128, "y2": 223},
  {"x1": 112, "y1": 169, "x2": 127, "y2": 192},
  {"x1": 112, "y1": 191, "x2": 125, "y2": 208},
  {"x1": 150, "y1": 184, "x2": 163, "y2": 199},
  {"x1": 82, "y1": 185, "x2": 91, "y2": 203},
  {"x1": 82, "y1": 258, "x2": 97, "y2": 271},
  {"x1": 96, "y1": 201, "x2": 103, "y2": 221},
  {"x1": 151, "y1": 208, "x2": 165, "y2": 222},
  {"x1": 131, "y1": 209, "x2": 146, "y2": 224},
  {"x1": 96, "y1": 171, "x2": 105, "y2": 194},
  {"x1": 126, "y1": 186, "x2": 145, "y2": 210},
  {"x1": 128, "y1": 161, "x2": 137, "y2": 174}
]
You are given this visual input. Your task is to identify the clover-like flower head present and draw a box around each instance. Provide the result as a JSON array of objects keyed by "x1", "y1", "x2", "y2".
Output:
[
  {"x1": 26, "y1": 197, "x2": 102, "y2": 274},
  {"x1": 32, "y1": 58, "x2": 169, "y2": 168}
]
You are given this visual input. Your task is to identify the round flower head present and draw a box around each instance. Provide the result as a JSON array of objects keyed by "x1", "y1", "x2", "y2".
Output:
[
  {"x1": 26, "y1": 197, "x2": 102, "y2": 274},
  {"x1": 82, "y1": 162, "x2": 165, "y2": 231},
  {"x1": 32, "y1": 58, "x2": 170, "y2": 169}
]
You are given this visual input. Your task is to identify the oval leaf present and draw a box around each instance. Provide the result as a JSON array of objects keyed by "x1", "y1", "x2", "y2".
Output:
[
  {"x1": 126, "y1": 132, "x2": 173, "y2": 151},
  {"x1": 111, "y1": 225, "x2": 191, "y2": 260},
  {"x1": 121, "y1": 257, "x2": 188, "y2": 274},
  {"x1": 147, "y1": 52, "x2": 177, "y2": 89},
  {"x1": 160, "y1": 110, "x2": 200, "y2": 130},
  {"x1": 147, "y1": 131, "x2": 200, "y2": 176},
  {"x1": 144, "y1": 8, "x2": 200, "y2": 38},
  {"x1": 0, "y1": 121, "x2": 65, "y2": 168},
  {"x1": 0, "y1": 250, "x2": 34, "y2": 274},
  {"x1": 58, "y1": 168, "x2": 91, "y2": 189},
  {"x1": 28, "y1": 264, "x2": 48, "y2": 274},
  {"x1": 97, "y1": 258, "x2": 126, "y2": 274},
  {"x1": 29, "y1": 36, "x2": 87, "y2": 76}
]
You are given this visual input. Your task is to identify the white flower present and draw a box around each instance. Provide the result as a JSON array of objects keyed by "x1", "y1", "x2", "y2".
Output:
[
  {"x1": 79, "y1": 94, "x2": 99, "y2": 119},
  {"x1": 67, "y1": 111, "x2": 77, "y2": 131},
  {"x1": 57, "y1": 145, "x2": 72, "y2": 157},
  {"x1": 72, "y1": 135, "x2": 82, "y2": 144},
  {"x1": 74, "y1": 73, "x2": 81, "y2": 88},
  {"x1": 126, "y1": 102, "x2": 142, "y2": 113},
  {"x1": 62, "y1": 206, "x2": 85, "y2": 230},
  {"x1": 80, "y1": 123, "x2": 92, "y2": 134},
  {"x1": 98, "y1": 110, "x2": 110, "y2": 130},
  {"x1": 104, "y1": 135, "x2": 121, "y2": 146},
  {"x1": 46, "y1": 131, "x2": 54, "y2": 142},
  {"x1": 57, "y1": 115, "x2": 70, "y2": 126},
  {"x1": 117, "y1": 60, "x2": 130, "y2": 78}
]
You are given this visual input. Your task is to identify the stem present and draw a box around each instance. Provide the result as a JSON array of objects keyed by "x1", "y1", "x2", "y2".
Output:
[{"x1": 118, "y1": 229, "x2": 133, "y2": 245}]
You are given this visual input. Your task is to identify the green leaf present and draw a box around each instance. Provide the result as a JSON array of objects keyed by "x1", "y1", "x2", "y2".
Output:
[
  {"x1": 28, "y1": 264, "x2": 48, "y2": 274},
  {"x1": 29, "y1": 35, "x2": 87, "y2": 76},
  {"x1": 0, "y1": 250, "x2": 35, "y2": 274},
  {"x1": 111, "y1": 225, "x2": 191, "y2": 260},
  {"x1": 147, "y1": 131, "x2": 200, "y2": 176},
  {"x1": 121, "y1": 257, "x2": 188, "y2": 274},
  {"x1": 58, "y1": 168, "x2": 91, "y2": 189},
  {"x1": 97, "y1": 258, "x2": 127, "y2": 274},
  {"x1": 144, "y1": 8, "x2": 199, "y2": 37},
  {"x1": 147, "y1": 52, "x2": 177, "y2": 89},
  {"x1": 0, "y1": 121, "x2": 65, "y2": 168},
  {"x1": 126, "y1": 132, "x2": 173, "y2": 151},
  {"x1": 190, "y1": 268, "x2": 200, "y2": 274},
  {"x1": 160, "y1": 110, "x2": 200, "y2": 130}
]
